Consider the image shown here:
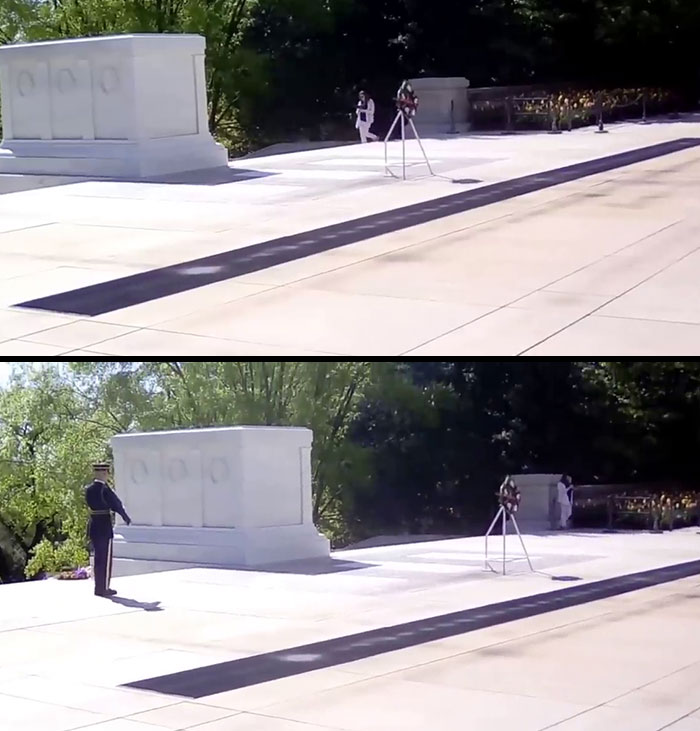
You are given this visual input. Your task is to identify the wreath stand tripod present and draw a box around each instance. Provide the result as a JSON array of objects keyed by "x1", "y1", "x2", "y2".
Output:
[
  {"x1": 484, "y1": 479, "x2": 535, "y2": 576},
  {"x1": 383, "y1": 109, "x2": 435, "y2": 181}
]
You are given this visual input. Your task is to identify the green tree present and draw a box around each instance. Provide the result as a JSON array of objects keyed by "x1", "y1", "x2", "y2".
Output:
[
  {"x1": 0, "y1": 365, "x2": 109, "y2": 581},
  {"x1": 589, "y1": 361, "x2": 700, "y2": 481}
]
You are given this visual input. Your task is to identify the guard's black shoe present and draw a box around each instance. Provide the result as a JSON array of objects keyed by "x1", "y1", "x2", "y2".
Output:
[{"x1": 95, "y1": 588, "x2": 118, "y2": 597}]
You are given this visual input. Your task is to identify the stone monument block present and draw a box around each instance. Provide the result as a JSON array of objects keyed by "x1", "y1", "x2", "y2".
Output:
[
  {"x1": 0, "y1": 34, "x2": 228, "y2": 178},
  {"x1": 110, "y1": 426, "x2": 330, "y2": 574},
  {"x1": 409, "y1": 77, "x2": 470, "y2": 135},
  {"x1": 511, "y1": 473, "x2": 562, "y2": 530}
]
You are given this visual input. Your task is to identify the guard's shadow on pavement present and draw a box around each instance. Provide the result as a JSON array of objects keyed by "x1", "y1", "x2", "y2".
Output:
[{"x1": 110, "y1": 596, "x2": 163, "y2": 612}]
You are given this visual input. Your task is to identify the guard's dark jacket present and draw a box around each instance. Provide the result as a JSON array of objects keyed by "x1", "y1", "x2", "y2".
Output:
[
  {"x1": 85, "y1": 479, "x2": 130, "y2": 539},
  {"x1": 85, "y1": 479, "x2": 131, "y2": 596}
]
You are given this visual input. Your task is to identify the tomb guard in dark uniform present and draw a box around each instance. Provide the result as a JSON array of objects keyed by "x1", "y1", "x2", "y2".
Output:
[{"x1": 85, "y1": 462, "x2": 131, "y2": 597}]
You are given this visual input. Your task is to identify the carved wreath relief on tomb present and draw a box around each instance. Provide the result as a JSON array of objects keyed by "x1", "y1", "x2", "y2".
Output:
[
  {"x1": 98, "y1": 66, "x2": 120, "y2": 95},
  {"x1": 16, "y1": 70, "x2": 35, "y2": 97},
  {"x1": 55, "y1": 68, "x2": 77, "y2": 95},
  {"x1": 208, "y1": 457, "x2": 229, "y2": 484},
  {"x1": 167, "y1": 458, "x2": 188, "y2": 482},
  {"x1": 126, "y1": 455, "x2": 230, "y2": 486},
  {"x1": 129, "y1": 458, "x2": 149, "y2": 485}
]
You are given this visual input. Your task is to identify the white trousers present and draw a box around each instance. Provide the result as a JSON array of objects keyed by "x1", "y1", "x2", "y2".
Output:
[
  {"x1": 357, "y1": 122, "x2": 379, "y2": 143},
  {"x1": 559, "y1": 501, "x2": 572, "y2": 528}
]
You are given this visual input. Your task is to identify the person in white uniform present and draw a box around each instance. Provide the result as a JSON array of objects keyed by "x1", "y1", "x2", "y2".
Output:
[
  {"x1": 355, "y1": 90, "x2": 379, "y2": 143},
  {"x1": 557, "y1": 474, "x2": 573, "y2": 529}
]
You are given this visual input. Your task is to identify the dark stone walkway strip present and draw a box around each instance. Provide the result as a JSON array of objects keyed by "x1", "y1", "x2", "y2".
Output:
[
  {"x1": 122, "y1": 557, "x2": 700, "y2": 698},
  {"x1": 16, "y1": 138, "x2": 700, "y2": 317}
]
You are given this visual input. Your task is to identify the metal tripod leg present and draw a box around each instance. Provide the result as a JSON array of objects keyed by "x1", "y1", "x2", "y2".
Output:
[
  {"x1": 401, "y1": 112, "x2": 406, "y2": 180},
  {"x1": 383, "y1": 111, "x2": 403, "y2": 177},
  {"x1": 484, "y1": 507, "x2": 535, "y2": 575},
  {"x1": 502, "y1": 506, "x2": 507, "y2": 575},
  {"x1": 407, "y1": 116, "x2": 435, "y2": 176},
  {"x1": 484, "y1": 506, "x2": 505, "y2": 572},
  {"x1": 510, "y1": 514, "x2": 535, "y2": 572},
  {"x1": 384, "y1": 110, "x2": 436, "y2": 179}
]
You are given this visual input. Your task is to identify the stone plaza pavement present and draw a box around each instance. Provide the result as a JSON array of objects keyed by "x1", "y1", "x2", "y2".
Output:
[
  {"x1": 0, "y1": 116, "x2": 699, "y2": 355},
  {"x1": 1, "y1": 528, "x2": 700, "y2": 730}
]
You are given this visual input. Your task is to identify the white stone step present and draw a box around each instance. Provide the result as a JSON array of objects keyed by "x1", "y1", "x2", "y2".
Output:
[{"x1": 112, "y1": 557, "x2": 197, "y2": 577}]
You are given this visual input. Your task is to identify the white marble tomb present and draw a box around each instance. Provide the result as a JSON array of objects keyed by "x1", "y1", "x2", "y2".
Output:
[
  {"x1": 0, "y1": 34, "x2": 229, "y2": 177},
  {"x1": 110, "y1": 426, "x2": 331, "y2": 572}
]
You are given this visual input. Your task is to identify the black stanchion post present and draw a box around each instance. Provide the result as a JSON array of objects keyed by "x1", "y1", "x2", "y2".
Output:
[
  {"x1": 641, "y1": 92, "x2": 649, "y2": 124},
  {"x1": 505, "y1": 97, "x2": 513, "y2": 132},
  {"x1": 449, "y1": 99, "x2": 457, "y2": 134},
  {"x1": 595, "y1": 92, "x2": 608, "y2": 134}
]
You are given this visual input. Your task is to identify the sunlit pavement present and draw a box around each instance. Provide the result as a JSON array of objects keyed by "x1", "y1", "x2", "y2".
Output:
[
  {"x1": 0, "y1": 116, "x2": 699, "y2": 355},
  {"x1": 1, "y1": 528, "x2": 700, "y2": 729}
]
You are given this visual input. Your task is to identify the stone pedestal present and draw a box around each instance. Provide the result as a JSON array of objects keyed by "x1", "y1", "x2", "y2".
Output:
[
  {"x1": 409, "y1": 77, "x2": 470, "y2": 135},
  {"x1": 110, "y1": 426, "x2": 330, "y2": 574},
  {"x1": 0, "y1": 34, "x2": 228, "y2": 178},
  {"x1": 511, "y1": 473, "x2": 562, "y2": 530}
]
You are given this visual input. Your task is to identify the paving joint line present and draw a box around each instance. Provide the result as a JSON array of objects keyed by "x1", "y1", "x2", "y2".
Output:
[
  {"x1": 518, "y1": 242, "x2": 700, "y2": 354},
  {"x1": 537, "y1": 658, "x2": 700, "y2": 731},
  {"x1": 401, "y1": 218, "x2": 687, "y2": 355},
  {"x1": 656, "y1": 703, "x2": 700, "y2": 730}
]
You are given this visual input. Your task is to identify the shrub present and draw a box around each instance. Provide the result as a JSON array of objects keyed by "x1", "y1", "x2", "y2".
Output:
[
  {"x1": 470, "y1": 86, "x2": 677, "y2": 132},
  {"x1": 25, "y1": 536, "x2": 89, "y2": 579}
]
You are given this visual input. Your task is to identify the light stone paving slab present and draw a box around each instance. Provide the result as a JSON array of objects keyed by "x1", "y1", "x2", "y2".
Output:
[
  {"x1": 0, "y1": 265, "x2": 140, "y2": 308},
  {"x1": 195, "y1": 668, "x2": 368, "y2": 713},
  {"x1": 0, "y1": 693, "x2": 113, "y2": 731},
  {"x1": 596, "y1": 248, "x2": 700, "y2": 324},
  {"x1": 0, "y1": 339, "x2": 74, "y2": 355},
  {"x1": 0, "y1": 223, "x2": 205, "y2": 260},
  {"x1": 127, "y1": 702, "x2": 239, "y2": 729},
  {"x1": 0, "y1": 218, "x2": 56, "y2": 234},
  {"x1": 84, "y1": 328, "x2": 341, "y2": 356},
  {"x1": 547, "y1": 248, "x2": 697, "y2": 297},
  {"x1": 0, "y1": 308, "x2": 77, "y2": 340},
  {"x1": 523, "y1": 314, "x2": 700, "y2": 355},
  {"x1": 185, "y1": 716, "x2": 342, "y2": 731},
  {"x1": 0, "y1": 259, "x2": 77, "y2": 282},
  {"x1": 61, "y1": 720, "x2": 176, "y2": 731},
  {"x1": 92, "y1": 280, "x2": 273, "y2": 328},
  {"x1": 538, "y1": 706, "x2": 695, "y2": 731},
  {"x1": 148, "y1": 288, "x2": 494, "y2": 355},
  {"x1": 511, "y1": 290, "x2": 611, "y2": 316},
  {"x1": 254, "y1": 675, "x2": 589, "y2": 731},
  {"x1": 0, "y1": 116, "x2": 698, "y2": 354},
  {"x1": 0, "y1": 676, "x2": 176, "y2": 716},
  {"x1": 23, "y1": 320, "x2": 137, "y2": 349},
  {"x1": 404, "y1": 306, "x2": 587, "y2": 356},
  {"x1": 666, "y1": 721, "x2": 700, "y2": 731}
]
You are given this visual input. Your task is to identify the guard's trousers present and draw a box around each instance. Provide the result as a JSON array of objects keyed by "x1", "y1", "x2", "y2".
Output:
[{"x1": 92, "y1": 534, "x2": 113, "y2": 595}]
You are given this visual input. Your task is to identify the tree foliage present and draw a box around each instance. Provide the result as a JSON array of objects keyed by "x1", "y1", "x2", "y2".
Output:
[{"x1": 0, "y1": 365, "x2": 108, "y2": 581}]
